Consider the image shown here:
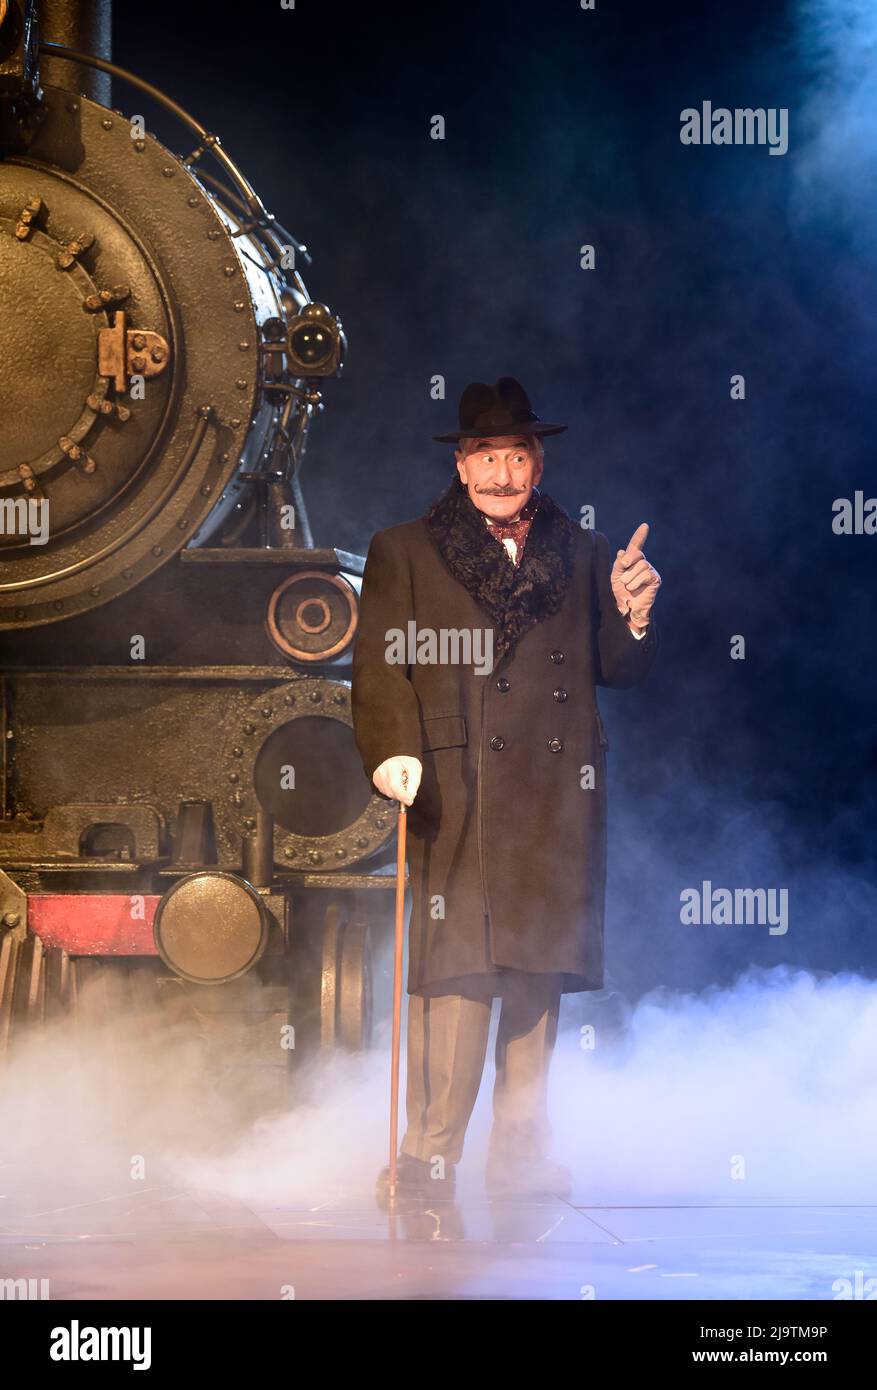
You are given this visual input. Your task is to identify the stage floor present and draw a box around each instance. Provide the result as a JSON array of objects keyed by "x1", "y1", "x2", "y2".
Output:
[{"x1": 2, "y1": 1165, "x2": 874, "y2": 1300}]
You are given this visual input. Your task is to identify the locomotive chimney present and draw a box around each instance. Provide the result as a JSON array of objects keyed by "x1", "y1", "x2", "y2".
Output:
[{"x1": 38, "y1": 0, "x2": 111, "y2": 104}]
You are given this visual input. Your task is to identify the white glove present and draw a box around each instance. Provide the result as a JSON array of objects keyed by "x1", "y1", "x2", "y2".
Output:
[
  {"x1": 610, "y1": 522, "x2": 660, "y2": 633},
  {"x1": 373, "y1": 755, "x2": 422, "y2": 806}
]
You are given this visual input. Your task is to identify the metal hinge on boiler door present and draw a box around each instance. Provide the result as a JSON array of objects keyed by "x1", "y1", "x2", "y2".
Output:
[{"x1": 98, "y1": 312, "x2": 170, "y2": 393}]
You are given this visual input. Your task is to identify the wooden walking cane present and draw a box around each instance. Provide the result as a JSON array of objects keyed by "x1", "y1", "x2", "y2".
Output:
[{"x1": 387, "y1": 774, "x2": 408, "y2": 1204}]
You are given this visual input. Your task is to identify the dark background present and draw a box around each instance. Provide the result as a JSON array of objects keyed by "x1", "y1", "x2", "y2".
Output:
[{"x1": 114, "y1": 0, "x2": 876, "y2": 996}]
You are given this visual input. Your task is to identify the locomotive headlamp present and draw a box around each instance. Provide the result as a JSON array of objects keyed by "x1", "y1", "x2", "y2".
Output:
[{"x1": 285, "y1": 302, "x2": 346, "y2": 378}]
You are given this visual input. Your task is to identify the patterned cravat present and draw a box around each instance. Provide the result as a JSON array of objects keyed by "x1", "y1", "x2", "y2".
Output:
[{"x1": 482, "y1": 488, "x2": 540, "y2": 567}]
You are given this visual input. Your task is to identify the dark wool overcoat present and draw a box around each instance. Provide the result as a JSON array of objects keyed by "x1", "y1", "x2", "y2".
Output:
[{"x1": 351, "y1": 473, "x2": 657, "y2": 995}]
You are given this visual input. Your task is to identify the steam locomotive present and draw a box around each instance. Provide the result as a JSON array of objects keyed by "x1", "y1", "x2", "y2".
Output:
[{"x1": 0, "y1": 0, "x2": 396, "y2": 1104}]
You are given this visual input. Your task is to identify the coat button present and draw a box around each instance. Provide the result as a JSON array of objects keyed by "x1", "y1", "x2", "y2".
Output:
[
  {"x1": 496, "y1": 677, "x2": 510, "y2": 692},
  {"x1": 553, "y1": 687, "x2": 568, "y2": 702},
  {"x1": 490, "y1": 735, "x2": 505, "y2": 751},
  {"x1": 547, "y1": 737, "x2": 563, "y2": 753},
  {"x1": 549, "y1": 650, "x2": 565, "y2": 664}
]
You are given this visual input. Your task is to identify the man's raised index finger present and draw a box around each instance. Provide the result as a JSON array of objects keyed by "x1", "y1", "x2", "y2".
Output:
[{"x1": 624, "y1": 522, "x2": 650, "y2": 558}]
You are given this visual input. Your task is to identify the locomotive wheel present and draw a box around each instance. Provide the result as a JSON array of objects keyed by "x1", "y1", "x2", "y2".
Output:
[
  {"x1": 320, "y1": 903, "x2": 373, "y2": 1051},
  {"x1": 0, "y1": 928, "x2": 71, "y2": 1061}
]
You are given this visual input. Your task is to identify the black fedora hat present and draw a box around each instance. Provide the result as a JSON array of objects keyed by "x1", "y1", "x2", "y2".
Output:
[{"x1": 433, "y1": 376, "x2": 567, "y2": 444}]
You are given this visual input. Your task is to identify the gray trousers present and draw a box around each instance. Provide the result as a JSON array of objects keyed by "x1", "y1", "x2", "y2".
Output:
[{"x1": 401, "y1": 969, "x2": 562, "y2": 1167}]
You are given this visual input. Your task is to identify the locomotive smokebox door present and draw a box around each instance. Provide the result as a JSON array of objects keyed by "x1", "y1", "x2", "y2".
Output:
[
  {"x1": 0, "y1": 6, "x2": 345, "y2": 628},
  {"x1": 0, "y1": 87, "x2": 263, "y2": 627}
]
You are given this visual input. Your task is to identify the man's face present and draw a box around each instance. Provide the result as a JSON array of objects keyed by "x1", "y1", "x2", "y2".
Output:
[{"x1": 455, "y1": 435, "x2": 544, "y2": 523}]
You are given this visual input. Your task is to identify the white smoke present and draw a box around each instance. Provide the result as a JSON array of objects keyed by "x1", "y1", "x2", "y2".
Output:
[
  {"x1": 1, "y1": 965, "x2": 874, "y2": 1230},
  {"x1": 792, "y1": 0, "x2": 877, "y2": 258},
  {"x1": 179, "y1": 966, "x2": 877, "y2": 1206}
]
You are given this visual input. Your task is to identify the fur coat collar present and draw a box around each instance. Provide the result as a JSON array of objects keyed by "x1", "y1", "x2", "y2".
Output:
[{"x1": 423, "y1": 473, "x2": 577, "y2": 662}]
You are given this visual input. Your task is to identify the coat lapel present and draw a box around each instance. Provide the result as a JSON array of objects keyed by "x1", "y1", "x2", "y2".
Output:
[{"x1": 423, "y1": 473, "x2": 577, "y2": 662}]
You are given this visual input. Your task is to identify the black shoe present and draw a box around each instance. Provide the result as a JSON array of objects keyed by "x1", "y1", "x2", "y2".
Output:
[{"x1": 375, "y1": 1153, "x2": 456, "y2": 1204}]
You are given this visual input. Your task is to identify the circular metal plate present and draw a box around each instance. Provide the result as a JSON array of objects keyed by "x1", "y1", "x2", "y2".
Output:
[
  {"x1": 266, "y1": 569, "x2": 358, "y2": 662},
  {"x1": 153, "y1": 870, "x2": 269, "y2": 985}
]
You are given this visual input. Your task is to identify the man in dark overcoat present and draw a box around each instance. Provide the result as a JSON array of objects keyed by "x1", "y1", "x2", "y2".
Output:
[{"x1": 351, "y1": 378, "x2": 660, "y2": 1199}]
